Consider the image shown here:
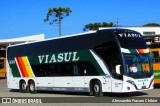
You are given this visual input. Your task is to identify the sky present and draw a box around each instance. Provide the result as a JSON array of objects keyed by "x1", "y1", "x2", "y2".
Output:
[{"x1": 0, "y1": 0, "x2": 160, "y2": 39}]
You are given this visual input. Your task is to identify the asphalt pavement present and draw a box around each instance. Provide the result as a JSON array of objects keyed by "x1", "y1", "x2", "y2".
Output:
[{"x1": 0, "y1": 78, "x2": 160, "y2": 106}]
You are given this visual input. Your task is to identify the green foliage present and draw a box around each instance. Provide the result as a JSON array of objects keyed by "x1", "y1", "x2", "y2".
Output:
[
  {"x1": 83, "y1": 22, "x2": 115, "y2": 31},
  {"x1": 44, "y1": 7, "x2": 72, "y2": 25},
  {"x1": 44, "y1": 7, "x2": 72, "y2": 36},
  {"x1": 143, "y1": 23, "x2": 160, "y2": 26}
]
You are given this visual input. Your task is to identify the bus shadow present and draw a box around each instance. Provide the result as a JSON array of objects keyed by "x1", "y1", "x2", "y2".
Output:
[
  {"x1": 38, "y1": 91, "x2": 90, "y2": 97},
  {"x1": 9, "y1": 89, "x2": 20, "y2": 92},
  {"x1": 154, "y1": 84, "x2": 160, "y2": 88},
  {"x1": 103, "y1": 92, "x2": 148, "y2": 97},
  {"x1": 9, "y1": 90, "x2": 90, "y2": 97},
  {"x1": 37, "y1": 91, "x2": 148, "y2": 97},
  {"x1": 9, "y1": 90, "x2": 148, "y2": 97},
  {"x1": 0, "y1": 78, "x2": 6, "y2": 79}
]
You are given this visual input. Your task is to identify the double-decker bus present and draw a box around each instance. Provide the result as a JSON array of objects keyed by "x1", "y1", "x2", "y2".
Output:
[
  {"x1": 0, "y1": 50, "x2": 6, "y2": 78},
  {"x1": 6, "y1": 29, "x2": 153, "y2": 96},
  {"x1": 144, "y1": 35, "x2": 160, "y2": 86}
]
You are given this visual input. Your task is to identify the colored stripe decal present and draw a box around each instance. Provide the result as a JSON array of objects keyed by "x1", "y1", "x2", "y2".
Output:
[
  {"x1": 143, "y1": 49, "x2": 149, "y2": 53},
  {"x1": 22, "y1": 57, "x2": 35, "y2": 77},
  {"x1": 121, "y1": 48, "x2": 130, "y2": 53},
  {"x1": 121, "y1": 48, "x2": 149, "y2": 54},
  {"x1": 16, "y1": 57, "x2": 29, "y2": 77},
  {"x1": 137, "y1": 49, "x2": 149, "y2": 54},
  {"x1": 16, "y1": 56, "x2": 35, "y2": 78},
  {"x1": 130, "y1": 49, "x2": 137, "y2": 53},
  {"x1": 137, "y1": 49, "x2": 143, "y2": 54}
]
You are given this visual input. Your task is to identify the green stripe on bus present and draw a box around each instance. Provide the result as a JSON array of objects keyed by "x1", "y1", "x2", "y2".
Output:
[
  {"x1": 129, "y1": 49, "x2": 138, "y2": 53},
  {"x1": 78, "y1": 50, "x2": 105, "y2": 75},
  {"x1": 28, "y1": 50, "x2": 105, "y2": 75},
  {"x1": 8, "y1": 59, "x2": 21, "y2": 77},
  {"x1": 154, "y1": 76, "x2": 160, "y2": 79},
  {"x1": 153, "y1": 70, "x2": 160, "y2": 73}
]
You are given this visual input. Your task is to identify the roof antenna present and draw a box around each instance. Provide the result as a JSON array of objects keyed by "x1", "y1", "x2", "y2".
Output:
[{"x1": 116, "y1": 18, "x2": 118, "y2": 29}]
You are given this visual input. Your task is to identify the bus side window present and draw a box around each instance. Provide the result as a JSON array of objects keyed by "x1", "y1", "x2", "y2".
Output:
[
  {"x1": 61, "y1": 63, "x2": 73, "y2": 76},
  {"x1": 82, "y1": 62, "x2": 99, "y2": 76},
  {"x1": 94, "y1": 42, "x2": 122, "y2": 79},
  {"x1": 73, "y1": 63, "x2": 83, "y2": 76},
  {"x1": 151, "y1": 51, "x2": 159, "y2": 63},
  {"x1": 73, "y1": 62, "x2": 98, "y2": 76},
  {"x1": 0, "y1": 60, "x2": 4, "y2": 69}
]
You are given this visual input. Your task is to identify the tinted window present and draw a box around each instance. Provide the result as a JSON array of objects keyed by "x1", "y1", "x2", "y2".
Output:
[
  {"x1": 31, "y1": 64, "x2": 53, "y2": 77},
  {"x1": 31, "y1": 62, "x2": 73, "y2": 77},
  {"x1": 0, "y1": 60, "x2": 4, "y2": 69},
  {"x1": 94, "y1": 42, "x2": 123, "y2": 79},
  {"x1": 0, "y1": 50, "x2": 6, "y2": 57},
  {"x1": 78, "y1": 62, "x2": 99, "y2": 76},
  {"x1": 116, "y1": 32, "x2": 147, "y2": 49},
  {"x1": 151, "y1": 51, "x2": 160, "y2": 63},
  {"x1": 31, "y1": 61, "x2": 99, "y2": 77}
]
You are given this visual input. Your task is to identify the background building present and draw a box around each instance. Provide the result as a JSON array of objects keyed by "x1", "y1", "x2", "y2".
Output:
[
  {"x1": 118, "y1": 26, "x2": 160, "y2": 36},
  {"x1": 0, "y1": 34, "x2": 45, "y2": 50},
  {"x1": 100, "y1": 26, "x2": 160, "y2": 36}
]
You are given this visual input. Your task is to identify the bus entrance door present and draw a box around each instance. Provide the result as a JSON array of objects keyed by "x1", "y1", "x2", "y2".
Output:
[{"x1": 111, "y1": 79, "x2": 123, "y2": 92}]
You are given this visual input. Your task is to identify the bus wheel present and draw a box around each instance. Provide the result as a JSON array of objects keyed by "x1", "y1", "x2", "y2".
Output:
[
  {"x1": 93, "y1": 81, "x2": 103, "y2": 97},
  {"x1": 20, "y1": 80, "x2": 27, "y2": 93},
  {"x1": 28, "y1": 80, "x2": 37, "y2": 94}
]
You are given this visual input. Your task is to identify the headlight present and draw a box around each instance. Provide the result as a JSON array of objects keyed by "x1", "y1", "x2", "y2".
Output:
[{"x1": 126, "y1": 80, "x2": 135, "y2": 85}]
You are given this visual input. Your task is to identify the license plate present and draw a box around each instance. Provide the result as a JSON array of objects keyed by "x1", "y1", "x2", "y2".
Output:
[{"x1": 142, "y1": 86, "x2": 146, "y2": 89}]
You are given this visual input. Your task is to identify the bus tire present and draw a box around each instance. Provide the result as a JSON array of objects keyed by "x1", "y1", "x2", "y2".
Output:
[
  {"x1": 89, "y1": 82, "x2": 94, "y2": 96},
  {"x1": 5, "y1": 73, "x2": 6, "y2": 79},
  {"x1": 93, "y1": 81, "x2": 103, "y2": 97},
  {"x1": 28, "y1": 80, "x2": 37, "y2": 94},
  {"x1": 19, "y1": 80, "x2": 27, "y2": 93}
]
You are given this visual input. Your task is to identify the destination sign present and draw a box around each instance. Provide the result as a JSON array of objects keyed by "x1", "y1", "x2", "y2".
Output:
[
  {"x1": 116, "y1": 32, "x2": 147, "y2": 49},
  {"x1": 118, "y1": 33, "x2": 141, "y2": 38}
]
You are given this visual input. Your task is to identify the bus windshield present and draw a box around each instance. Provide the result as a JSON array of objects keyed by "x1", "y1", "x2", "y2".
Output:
[
  {"x1": 0, "y1": 60, "x2": 4, "y2": 69},
  {"x1": 123, "y1": 53, "x2": 152, "y2": 78}
]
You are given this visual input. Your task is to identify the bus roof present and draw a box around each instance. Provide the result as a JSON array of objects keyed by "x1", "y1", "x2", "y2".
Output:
[{"x1": 7, "y1": 29, "x2": 147, "y2": 58}]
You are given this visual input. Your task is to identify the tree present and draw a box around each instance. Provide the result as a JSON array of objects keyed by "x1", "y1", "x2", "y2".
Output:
[
  {"x1": 83, "y1": 22, "x2": 115, "y2": 31},
  {"x1": 44, "y1": 7, "x2": 72, "y2": 36},
  {"x1": 143, "y1": 23, "x2": 160, "y2": 26}
]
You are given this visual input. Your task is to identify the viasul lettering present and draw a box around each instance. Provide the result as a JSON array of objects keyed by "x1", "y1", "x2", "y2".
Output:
[
  {"x1": 118, "y1": 33, "x2": 141, "y2": 38},
  {"x1": 38, "y1": 52, "x2": 80, "y2": 64}
]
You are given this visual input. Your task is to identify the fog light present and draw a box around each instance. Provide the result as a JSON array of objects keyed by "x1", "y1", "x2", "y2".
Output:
[{"x1": 127, "y1": 87, "x2": 130, "y2": 90}]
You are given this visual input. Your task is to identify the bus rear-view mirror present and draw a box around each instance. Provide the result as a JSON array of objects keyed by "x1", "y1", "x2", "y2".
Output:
[{"x1": 115, "y1": 65, "x2": 122, "y2": 75}]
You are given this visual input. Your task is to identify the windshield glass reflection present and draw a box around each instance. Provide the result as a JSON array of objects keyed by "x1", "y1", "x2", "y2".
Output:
[{"x1": 123, "y1": 53, "x2": 152, "y2": 78}]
